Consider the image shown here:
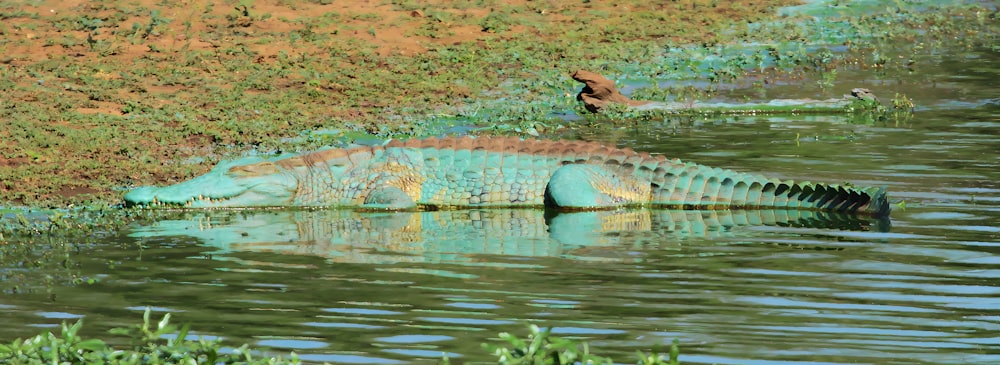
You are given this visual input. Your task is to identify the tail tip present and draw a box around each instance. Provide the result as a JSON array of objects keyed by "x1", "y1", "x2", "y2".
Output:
[{"x1": 865, "y1": 186, "x2": 890, "y2": 217}]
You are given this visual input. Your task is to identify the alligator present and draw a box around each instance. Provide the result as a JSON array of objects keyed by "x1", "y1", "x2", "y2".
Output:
[{"x1": 124, "y1": 136, "x2": 890, "y2": 216}]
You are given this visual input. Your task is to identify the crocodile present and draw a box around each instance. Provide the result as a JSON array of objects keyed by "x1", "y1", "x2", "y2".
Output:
[{"x1": 123, "y1": 136, "x2": 890, "y2": 217}]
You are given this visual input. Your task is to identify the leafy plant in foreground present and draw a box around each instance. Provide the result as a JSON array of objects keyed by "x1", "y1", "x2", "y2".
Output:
[
  {"x1": 0, "y1": 307, "x2": 301, "y2": 365},
  {"x1": 477, "y1": 324, "x2": 680, "y2": 365},
  {"x1": 0, "y1": 309, "x2": 683, "y2": 365}
]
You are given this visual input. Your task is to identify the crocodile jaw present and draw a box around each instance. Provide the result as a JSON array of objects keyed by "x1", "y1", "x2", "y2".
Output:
[
  {"x1": 124, "y1": 158, "x2": 297, "y2": 208},
  {"x1": 124, "y1": 182, "x2": 296, "y2": 208}
]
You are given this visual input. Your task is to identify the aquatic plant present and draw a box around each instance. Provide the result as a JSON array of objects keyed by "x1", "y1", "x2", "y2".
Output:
[
  {"x1": 0, "y1": 308, "x2": 682, "y2": 365},
  {"x1": 0, "y1": 307, "x2": 302, "y2": 364},
  {"x1": 478, "y1": 324, "x2": 680, "y2": 365}
]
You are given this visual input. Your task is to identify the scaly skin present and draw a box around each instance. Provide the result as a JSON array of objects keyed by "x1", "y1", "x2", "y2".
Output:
[{"x1": 124, "y1": 136, "x2": 890, "y2": 216}]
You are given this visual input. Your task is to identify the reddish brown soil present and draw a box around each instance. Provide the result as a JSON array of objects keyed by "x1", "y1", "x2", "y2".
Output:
[{"x1": 0, "y1": 0, "x2": 796, "y2": 207}]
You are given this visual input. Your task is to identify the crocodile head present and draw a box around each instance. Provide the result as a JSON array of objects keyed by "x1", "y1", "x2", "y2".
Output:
[{"x1": 124, "y1": 157, "x2": 297, "y2": 208}]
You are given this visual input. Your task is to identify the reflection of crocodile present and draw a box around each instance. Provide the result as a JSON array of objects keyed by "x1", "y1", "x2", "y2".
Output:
[
  {"x1": 124, "y1": 137, "x2": 890, "y2": 216},
  {"x1": 128, "y1": 209, "x2": 889, "y2": 265}
]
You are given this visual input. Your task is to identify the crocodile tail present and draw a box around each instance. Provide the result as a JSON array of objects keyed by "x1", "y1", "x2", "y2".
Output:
[
  {"x1": 806, "y1": 184, "x2": 889, "y2": 217},
  {"x1": 730, "y1": 180, "x2": 890, "y2": 217},
  {"x1": 649, "y1": 162, "x2": 890, "y2": 217},
  {"x1": 867, "y1": 186, "x2": 891, "y2": 217}
]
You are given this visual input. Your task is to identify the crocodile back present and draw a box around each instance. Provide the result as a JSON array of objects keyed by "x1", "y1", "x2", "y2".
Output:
[{"x1": 281, "y1": 136, "x2": 888, "y2": 216}]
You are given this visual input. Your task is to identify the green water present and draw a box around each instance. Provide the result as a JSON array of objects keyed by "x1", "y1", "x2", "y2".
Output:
[{"x1": 2, "y1": 41, "x2": 998, "y2": 365}]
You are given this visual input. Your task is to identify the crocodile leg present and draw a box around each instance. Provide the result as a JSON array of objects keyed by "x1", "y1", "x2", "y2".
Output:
[
  {"x1": 356, "y1": 162, "x2": 424, "y2": 209},
  {"x1": 545, "y1": 164, "x2": 651, "y2": 208},
  {"x1": 363, "y1": 186, "x2": 417, "y2": 209}
]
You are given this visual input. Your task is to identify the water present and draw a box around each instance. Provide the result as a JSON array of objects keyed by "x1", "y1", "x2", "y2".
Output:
[{"x1": 2, "y1": 53, "x2": 998, "y2": 365}]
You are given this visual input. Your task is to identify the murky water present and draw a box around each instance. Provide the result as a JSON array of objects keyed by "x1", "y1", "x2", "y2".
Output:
[{"x1": 2, "y1": 47, "x2": 998, "y2": 365}]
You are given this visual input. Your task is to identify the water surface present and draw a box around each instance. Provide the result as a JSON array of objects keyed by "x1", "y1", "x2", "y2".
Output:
[{"x1": 1, "y1": 47, "x2": 998, "y2": 365}]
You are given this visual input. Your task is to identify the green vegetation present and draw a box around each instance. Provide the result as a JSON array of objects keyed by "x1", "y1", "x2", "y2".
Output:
[
  {"x1": 0, "y1": 4, "x2": 993, "y2": 364},
  {"x1": 0, "y1": 308, "x2": 679, "y2": 365},
  {"x1": 0, "y1": 1, "x2": 995, "y2": 208},
  {"x1": 475, "y1": 324, "x2": 680, "y2": 365},
  {"x1": 0, "y1": 308, "x2": 301, "y2": 365}
]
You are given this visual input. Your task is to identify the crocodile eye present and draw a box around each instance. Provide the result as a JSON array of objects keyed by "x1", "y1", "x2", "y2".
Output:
[{"x1": 228, "y1": 162, "x2": 280, "y2": 177}]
